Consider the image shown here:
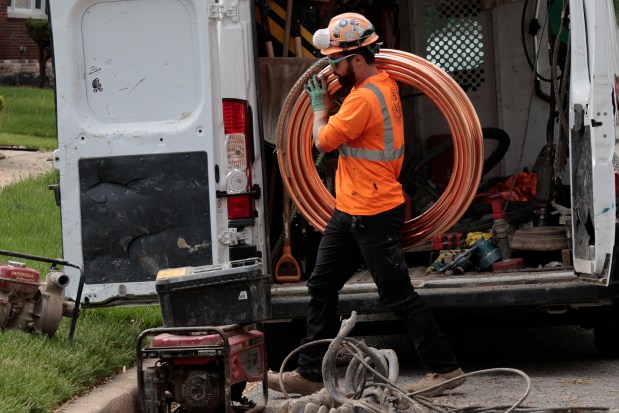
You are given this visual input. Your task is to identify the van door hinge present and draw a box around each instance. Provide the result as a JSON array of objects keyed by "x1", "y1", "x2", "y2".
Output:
[
  {"x1": 208, "y1": 0, "x2": 239, "y2": 22},
  {"x1": 218, "y1": 227, "x2": 251, "y2": 246},
  {"x1": 572, "y1": 104, "x2": 584, "y2": 130}
]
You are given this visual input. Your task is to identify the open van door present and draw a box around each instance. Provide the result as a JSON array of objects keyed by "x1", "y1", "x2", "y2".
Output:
[
  {"x1": 49, "y1": 0, "x2": 225, "y2": 305},
  {"x1": 569, "y1": 0, "x2": 619, "y2": 285}
]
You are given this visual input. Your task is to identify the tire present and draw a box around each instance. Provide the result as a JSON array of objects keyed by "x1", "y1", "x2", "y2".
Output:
[
  {"x1": 264, "y1": 319, "x2": 307, "y2": 371},
  {"x1": 593, "y1": 304, "x2": 619, "y2": 357}
]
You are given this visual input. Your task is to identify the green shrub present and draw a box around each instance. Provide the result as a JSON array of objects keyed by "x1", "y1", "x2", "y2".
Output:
[{"x1": 25, "y1": 18, "x2": 51, "y2": 88}]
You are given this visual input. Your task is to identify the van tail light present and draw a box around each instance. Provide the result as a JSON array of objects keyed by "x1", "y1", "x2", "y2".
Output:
[
  {"x1": 222, "y1": 99, "x2": 254, "y2": 222},
  {"x1": 227, "y1": 195, "x2": 253, "y2": 220}
]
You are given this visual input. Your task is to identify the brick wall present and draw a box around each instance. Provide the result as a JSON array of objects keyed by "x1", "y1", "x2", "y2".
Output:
[{"x1": 0, "y1": 0, "x2": 43, "y2": 61}]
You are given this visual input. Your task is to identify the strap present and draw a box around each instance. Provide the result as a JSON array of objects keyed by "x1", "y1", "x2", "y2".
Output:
[{"x1": 339, "y1": 83, "x2": 404, "y2": 161}]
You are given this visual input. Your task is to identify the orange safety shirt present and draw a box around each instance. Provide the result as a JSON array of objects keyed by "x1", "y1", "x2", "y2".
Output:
[{"x1": 318, "y1": 71, "x2": 405, "y2": 216}]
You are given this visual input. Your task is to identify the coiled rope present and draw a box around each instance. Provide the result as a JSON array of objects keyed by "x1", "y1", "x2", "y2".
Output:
[
  {"x1": 274, "y1": 312, "x2": 609, "y2": 413},
  {"x1": 276, "y1": 49, "x2": 484, "y2": 248}
]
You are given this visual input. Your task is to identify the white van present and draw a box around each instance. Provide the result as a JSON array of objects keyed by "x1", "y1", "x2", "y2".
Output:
[{"x1": 48, "y1": 0, "x2": 619, "y2": 362}]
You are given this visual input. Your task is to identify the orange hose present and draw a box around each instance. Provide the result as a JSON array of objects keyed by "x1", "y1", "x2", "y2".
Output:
[{"x1": 277, "y1": 49, "x2": 484, "y2": 249}]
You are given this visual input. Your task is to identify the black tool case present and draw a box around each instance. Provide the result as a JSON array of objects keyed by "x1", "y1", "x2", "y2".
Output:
[{"x1": 155, "y1": 261, "x2": 270, "y2": 327}]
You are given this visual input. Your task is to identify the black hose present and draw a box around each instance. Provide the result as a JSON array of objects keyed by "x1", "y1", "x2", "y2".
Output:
[
  {"x1": 520, "y1": 0, "x2": 551, "y2": 82},
  {"x1": 481, "y1": 127, "x2": 511, "y2": 175},
  {"x1": 399, "y1": 127, "x2": 511, "y2": 196},
  {"x1": 449, "y1": 201, "x2": 537, "y2": 233}
]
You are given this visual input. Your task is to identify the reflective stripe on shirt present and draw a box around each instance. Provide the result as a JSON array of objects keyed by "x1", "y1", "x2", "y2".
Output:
[{"x1": 338, "y1": 82, "x2": 404, "y2": 161}]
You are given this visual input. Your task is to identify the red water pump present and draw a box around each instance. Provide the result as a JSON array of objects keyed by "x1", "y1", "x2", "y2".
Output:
[
  {"x1": 0, "y1": 261, "x2": 74, "y2": 335},
  {"x1": 0, "y1": 249, "x2": 89, "y2": 341}
]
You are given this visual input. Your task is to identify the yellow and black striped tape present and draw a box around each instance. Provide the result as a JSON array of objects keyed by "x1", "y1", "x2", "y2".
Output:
[{"x1": 255, "y1": 0, "x2": 316, "y2": 58}]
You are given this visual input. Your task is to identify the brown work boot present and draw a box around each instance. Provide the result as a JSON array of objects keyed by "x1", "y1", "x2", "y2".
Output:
[
  {"x1": 267, "y1": 370, "x2": 323, "y2": 395},
  {"x1": 405, "y1": 368, "x2": 466, "y2": 396}
]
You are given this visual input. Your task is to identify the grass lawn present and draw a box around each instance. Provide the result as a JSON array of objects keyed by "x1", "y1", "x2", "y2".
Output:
[
  {"x1": 0, "y1": 88, "x2": 164, "y2": 412},
  {"x1": 0, "y1": 87, "x2": 58, "y2": 150}
]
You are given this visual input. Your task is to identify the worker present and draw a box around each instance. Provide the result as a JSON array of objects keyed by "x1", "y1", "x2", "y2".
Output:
[{"x1": 267, "y1": 12, "x2": 465, "y2": 397}]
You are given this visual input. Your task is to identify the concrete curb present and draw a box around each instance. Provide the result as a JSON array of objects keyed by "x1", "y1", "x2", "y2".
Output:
[{"x1": 55, "y1": 365, "x2": 141, "y2": 413}]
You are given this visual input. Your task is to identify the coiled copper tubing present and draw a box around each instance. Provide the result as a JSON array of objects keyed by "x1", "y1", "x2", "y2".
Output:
[{"x1": 276, "y1": 49, "x2": 484, "y2": 249}]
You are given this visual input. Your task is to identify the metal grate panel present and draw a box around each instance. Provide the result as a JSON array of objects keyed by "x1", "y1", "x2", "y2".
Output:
[{"x1": 424, "y1": 0, "x2": 486, "y2": 92}]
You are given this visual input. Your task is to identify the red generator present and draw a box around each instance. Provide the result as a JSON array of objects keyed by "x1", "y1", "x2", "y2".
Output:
[{"x1": 137, "y1": 261, "x2": 269, "y2": 413}]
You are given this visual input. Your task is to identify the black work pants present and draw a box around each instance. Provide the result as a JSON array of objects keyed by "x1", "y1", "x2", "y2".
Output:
[{"x1": 296, "y1": 204, "x2": 459, "y2": 381}]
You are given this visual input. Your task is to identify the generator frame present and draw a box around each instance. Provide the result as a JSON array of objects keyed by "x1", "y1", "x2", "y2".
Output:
[{"x1": 136, "y1": 325, "x2": 268, "y2": 413}]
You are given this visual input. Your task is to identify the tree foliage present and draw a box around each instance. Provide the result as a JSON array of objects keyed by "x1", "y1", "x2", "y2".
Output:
[{"x1": 25, "y1": 18, "x2": 51, "y2": 88}]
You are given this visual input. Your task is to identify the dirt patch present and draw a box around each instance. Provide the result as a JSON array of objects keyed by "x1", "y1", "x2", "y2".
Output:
[{"x1": 0, "y1": 150, "x2": 54, "y2": 188}]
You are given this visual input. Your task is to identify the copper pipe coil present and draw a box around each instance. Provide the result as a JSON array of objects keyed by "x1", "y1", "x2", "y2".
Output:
[{"x1": 276, "y1": 49, "x2": 484, "y2": 249}]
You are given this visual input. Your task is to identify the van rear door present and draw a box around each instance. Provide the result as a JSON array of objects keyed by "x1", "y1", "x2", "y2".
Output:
[
  {"x1": 569, "y1": 0, "x2": 618, "y2": 285},
  {"x1": 49, "y1": 0, "x2": 225, "y2": 305}
]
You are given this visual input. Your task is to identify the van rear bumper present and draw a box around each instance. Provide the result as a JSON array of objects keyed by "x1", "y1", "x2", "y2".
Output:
[{"x1": 269, "y1": 276, "x2": 619, "y2": 320}]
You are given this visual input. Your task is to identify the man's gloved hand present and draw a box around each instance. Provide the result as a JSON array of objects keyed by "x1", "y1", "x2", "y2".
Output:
[{"x1": 304, "y1": 75, "x2": 329, "y2": 112}]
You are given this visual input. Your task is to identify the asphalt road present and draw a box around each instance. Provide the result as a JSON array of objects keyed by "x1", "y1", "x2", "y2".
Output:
[{"x1": 255, "y1": 325, "x2": 619, "y2": 412}]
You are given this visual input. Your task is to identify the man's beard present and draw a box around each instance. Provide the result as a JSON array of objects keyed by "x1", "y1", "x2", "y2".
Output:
[{"x1": 336, "y1": 63, "x2": 356, "y2": 89}]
